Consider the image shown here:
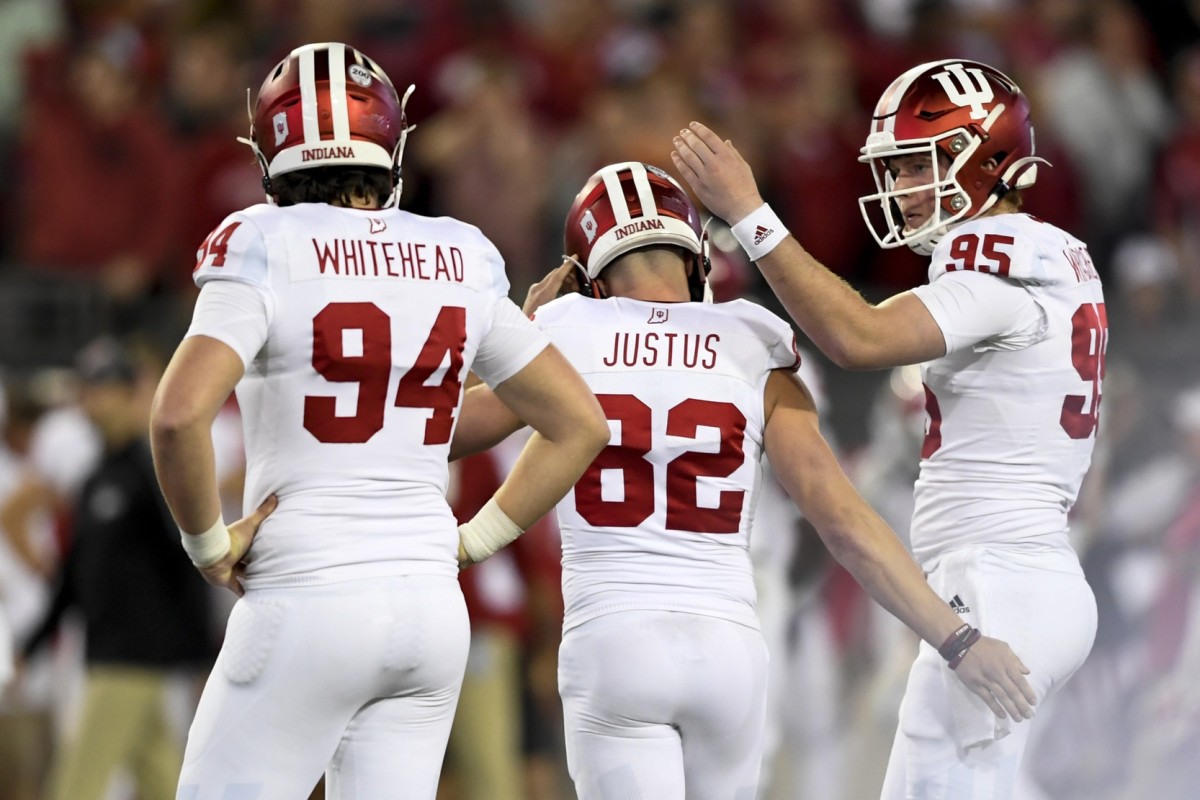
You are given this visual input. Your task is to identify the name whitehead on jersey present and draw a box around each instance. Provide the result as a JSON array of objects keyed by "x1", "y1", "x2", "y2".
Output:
[
  {"x1": 1064, "y1": 246, "x2": 1100, "y2": 284},
  {"x1": 310, "y1": 238, "x2": 466, "y2": 282},
  {"x1": 603, "y1": 332, "x2": 720, "y2": 369}
]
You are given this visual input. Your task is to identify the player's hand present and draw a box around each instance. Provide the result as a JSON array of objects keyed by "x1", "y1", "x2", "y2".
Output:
[
  {"x1": 197, "y1": 494, "x2": 278, "y2": 597},
  {"x1": 523, "y1": 258, "x2": 580, "y2": 317},
  {"x1": 671, "y1": 122, "x2": 765, "y2": 226},
  {"x1": 952, "y1": 635, "x2": 1038, "y2": 721}
]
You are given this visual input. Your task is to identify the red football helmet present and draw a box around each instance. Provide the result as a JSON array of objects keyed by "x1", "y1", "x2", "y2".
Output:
[
  {"x1": 240, "y1": 42, "x2": 414, "y2": 206},
  {"x1": 564, "y1": 162, "x2": 711, "y2": 301},
  {"x1": 858, "y1": 59, "x2": 1047, "y2": 255}
]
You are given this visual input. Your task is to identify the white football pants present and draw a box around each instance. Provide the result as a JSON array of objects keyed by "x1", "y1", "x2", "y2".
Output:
[
  {"x1": 559, "y1": 609, "x2": 769, "y2": 800},
  {"x1": 176, "y1": 574, "x2": 469, "y2": 800},
  {"x1": 880, "y1": 544, "x2": 1097, "y2": 800}
]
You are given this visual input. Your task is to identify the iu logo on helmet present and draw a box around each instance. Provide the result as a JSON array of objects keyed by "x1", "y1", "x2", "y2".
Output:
[
  {"x1": 580, "y1": 210, "x2": 599, "y2": 244},
  {"x1": 273, "y1": 112, "x2": 289, "y2": 146},
  {"x1": 931, "y1": 63, "x2": 993, "y2": 120}
]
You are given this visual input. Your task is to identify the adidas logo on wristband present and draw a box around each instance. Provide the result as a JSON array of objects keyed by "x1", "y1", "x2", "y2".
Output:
[{"x1": 732, "y1": 204, "x2": 787, "y2": 261}]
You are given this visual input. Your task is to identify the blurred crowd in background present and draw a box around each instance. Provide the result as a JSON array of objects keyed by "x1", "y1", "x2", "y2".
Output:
[{"x1": 0, "y1": 0, "x2": 1198, "y2": 798}]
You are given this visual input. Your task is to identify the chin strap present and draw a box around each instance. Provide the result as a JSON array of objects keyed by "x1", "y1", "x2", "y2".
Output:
[
  {"x1": 237, "y1": 88, "x2": 276, "y2": 203},
  {"x1": 385, "y1": 84, "x2": 418, "y2": 208},
  {"x1": 692, "y1": 219, "x2": 714, "y2": 302},
  {"x1": 563, "y1": 254, "x2": 600, "y2": 298}
]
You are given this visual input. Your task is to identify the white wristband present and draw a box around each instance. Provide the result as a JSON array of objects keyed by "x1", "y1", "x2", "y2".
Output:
[
  {"x1": 730, "y1": 203, "x2": 789, "y2": 261},
  {"x1": 458, "y1": 497, "x2": 524, "y2": 564},
  {"x1": 181, "y1": 517, "x2": 232, "y2": 568}
]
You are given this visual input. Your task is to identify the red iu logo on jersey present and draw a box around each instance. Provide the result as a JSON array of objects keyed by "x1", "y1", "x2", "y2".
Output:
[{"x1": 647, "y1": 308, "x2": 668, "y2": 324}]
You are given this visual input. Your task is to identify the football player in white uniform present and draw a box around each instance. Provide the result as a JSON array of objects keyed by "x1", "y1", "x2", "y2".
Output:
[
  {"x1": 674, "y1": 59, "x2": 1103, "y2": 799},
  {"x1": 453, "y1": 161, "x2": 1036, "y2": 800},
  {"x1": 149, "y1": 43, "x2": 608, "y2": 799}
]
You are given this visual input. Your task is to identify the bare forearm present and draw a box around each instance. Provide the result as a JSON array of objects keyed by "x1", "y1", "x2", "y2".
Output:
[
  {"x1": 755, "y1": 237, "x2": 879, "y2": 369},
  {"x1": 150, "y1": 335, "x2": 245, "y2": 533},
  {"x1": 766, "y1": 401, "x2": 959, "y2": 649},
  {"x1": 821, "y1": 512, "x2": 961, "y2": 648},
  {"x1": 483, "y1": 344, "x2": 609, "y2": 528},
  {"x1": 150, "y1": 422, "x2": 221, "y2": 532},
  {"x1": 492, "y1": 429, "x2": 601, "y2": 529},
  {"x1": 450, "y1": 384, "x2": 524, "y2": 461}
]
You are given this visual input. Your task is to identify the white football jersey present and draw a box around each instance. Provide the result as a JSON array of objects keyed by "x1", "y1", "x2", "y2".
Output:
[
  {"x1": 189, "y1": 203, "x2": 548, "y2": 585},
  {"x1": 532, "y1": 294, "x2": 801, "y2": 632},
  {"x1": 908, "y1": 213, "x2": 1107, "y2": 565}
]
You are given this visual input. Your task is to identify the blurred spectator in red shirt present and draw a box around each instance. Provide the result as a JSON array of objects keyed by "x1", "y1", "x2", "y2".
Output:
[
  {"x1": 413, "y1": 50, "x2": 553, "y2": 289},
  {"x1": 12, "y1": 34, "x2": 182, "y2": 308},
  {"x1": 163, "y1": 24, "x2": 263, "y2": 291},
  {"x1": 757, "y1": 32, "x2": 875, "y2": 281}
]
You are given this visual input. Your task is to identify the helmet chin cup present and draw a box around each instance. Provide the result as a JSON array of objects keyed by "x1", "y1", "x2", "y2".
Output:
[{"x1": 907, "y1": 228, "x2": 944, "y2": 256}]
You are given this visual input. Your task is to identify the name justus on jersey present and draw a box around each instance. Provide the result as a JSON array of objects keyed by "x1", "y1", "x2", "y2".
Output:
[
  {"x1": 311, "y1": 238, "x2": 465, "y2": 282},
  {"x1": 1064, "y1": 246, "x2": 1100, "y2": 284},
  {"x1": 602, "y1": 332, "x2": 719, "y2": 369}
]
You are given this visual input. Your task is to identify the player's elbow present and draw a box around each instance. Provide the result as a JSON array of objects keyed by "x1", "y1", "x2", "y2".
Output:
[
  {"x1": 809, "y1": 503, "x2": 878, "y2": 568},
  {"x1": 148, "y1": 392, "x2": 209, "y2": 446},
  {"x1": 527, "y1": 393, "x2": 609, "y2": 462},
  {"x1": 820, "y1": 524, "x2": 867, "y2": 565},
  {"x1": 577, "y1": 403, "x2": 611, "y2": 460},
  {"x1": 549, "y1": 397, "x2": 609, "y2": 464},
  {"x1": 825, "y1": 337, "x2": 887, "y2": 371}
]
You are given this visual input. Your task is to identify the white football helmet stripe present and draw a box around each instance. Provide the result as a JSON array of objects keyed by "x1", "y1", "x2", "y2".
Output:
[
  {"x1": 297, "y1": 45, "x2": 320, "y2": 143},
  {"x1": 601, "y1": 167, "x2": 630, "y2": 224},
  {"x1": 598, "y1": 163, "x2": 664, "y2": 227},
  {"x1": 630, "y1": 164, "x2": 657, "y2": 222},
  {"x1": 327, "y1": 43, "x2": 350, "y2": 141}
]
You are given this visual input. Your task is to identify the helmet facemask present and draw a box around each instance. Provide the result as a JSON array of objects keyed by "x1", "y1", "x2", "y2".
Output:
[
  {"x1": 859, "y1": 128, "x2": 984, "y2": 257},
  {"x1": 857, "y1": 59, "x2": 1048, "y2": 257}
]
